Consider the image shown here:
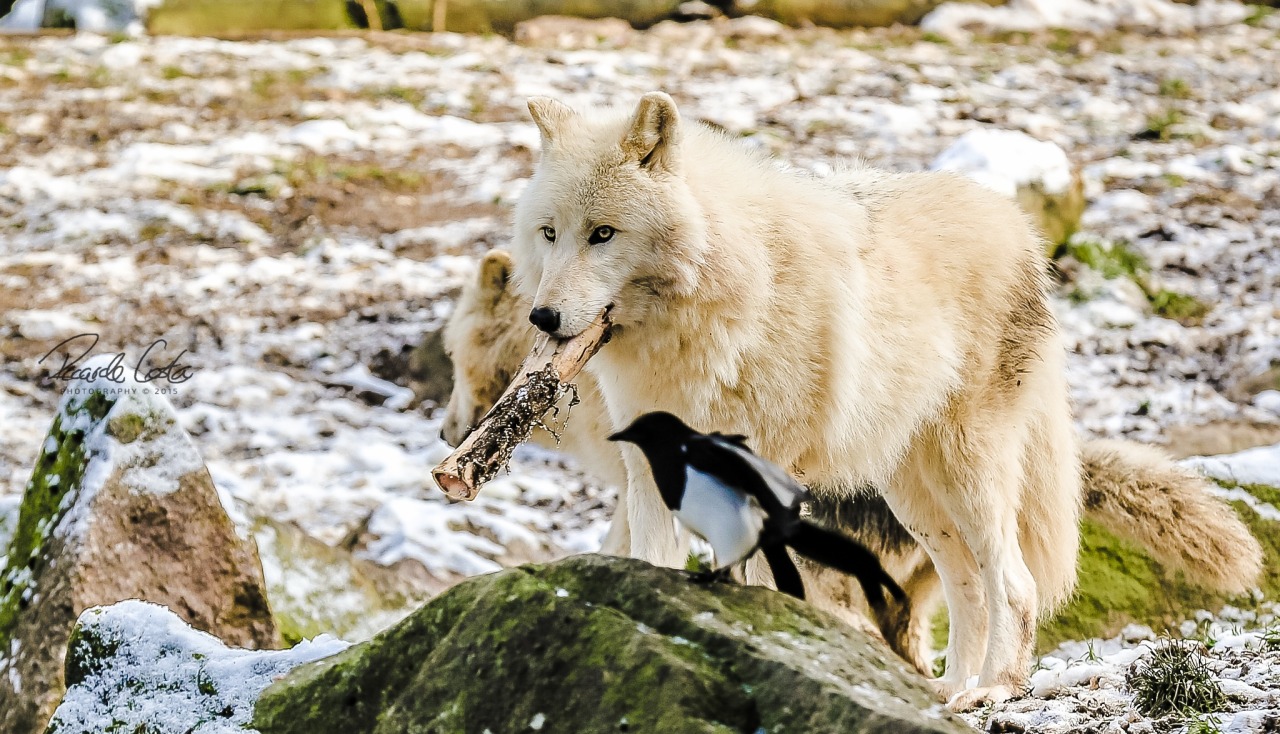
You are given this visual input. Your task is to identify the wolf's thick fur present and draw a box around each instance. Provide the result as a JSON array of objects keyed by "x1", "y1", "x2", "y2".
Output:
[
  {"x1": 440, "y1": 255, "x2": 1264, "y2": 676},
  {"x1": 510, "y1": 91, "x2": 1088, "y2": 706}
]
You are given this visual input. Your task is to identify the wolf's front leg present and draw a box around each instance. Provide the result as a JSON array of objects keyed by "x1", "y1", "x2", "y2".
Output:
[
  {"x1": 621, "y1": 445, "x2": 687, "y2": 567},
  {"x1": 599, "y1": 476, "x2": 631, "y2": 556}
]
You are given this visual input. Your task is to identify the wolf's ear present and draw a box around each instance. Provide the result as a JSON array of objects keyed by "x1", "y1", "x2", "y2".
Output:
[
  {"x1": 528, "y1": 97, "x2": 574, "y2": 148},
  {"x1": 622, "y1": 92, "x2": 681, "y2": 172},
  {"x1": 477, "y1": 250, "x2": 513, "y2": 304}
]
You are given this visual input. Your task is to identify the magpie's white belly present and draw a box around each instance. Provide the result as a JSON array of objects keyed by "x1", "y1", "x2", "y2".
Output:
[{"x1": 676, "y1": 467, "x2": 765, "y2": 568}]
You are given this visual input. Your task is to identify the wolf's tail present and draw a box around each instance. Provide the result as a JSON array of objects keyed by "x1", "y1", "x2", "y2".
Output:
[{"x1": 1081, "y1": 439, "x2": 1263, "y2": 595}]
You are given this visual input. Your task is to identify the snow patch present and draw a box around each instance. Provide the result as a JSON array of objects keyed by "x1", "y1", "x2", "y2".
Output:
[
  {"x1": 1184, "y1": 443, "x2": 1280, "y2": 492},
  {"x1": 931, "y1": 128, "x2": 1073, "y2": 198},
  {"x1": 48, "y1": 600, "x2": 348, "y2": 734},
  {"x1": 51, "y1": 354, "x2": 208, "y2": 542},
  {"x1": 922, "y1": 0, "x2": 1249, "y2": 39}
]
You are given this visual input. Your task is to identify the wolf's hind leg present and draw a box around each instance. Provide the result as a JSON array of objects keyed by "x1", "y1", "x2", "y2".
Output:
[
  {"x1": 933, "y1": 432, "x2": 1038, "y2": 711},
  {"x1": 882, "y1": 470, "x2": 988, "y2": 699}
]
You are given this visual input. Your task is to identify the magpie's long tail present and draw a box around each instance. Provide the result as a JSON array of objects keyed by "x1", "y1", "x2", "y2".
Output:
[{"x1": 787, "y1": 519, "x2": 907, "y2": 615}]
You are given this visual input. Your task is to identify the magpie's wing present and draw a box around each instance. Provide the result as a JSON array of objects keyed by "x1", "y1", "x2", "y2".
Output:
[
  {"x1": 710, "y1": 432, "x2": 751, "y2": 448},
  {"x1": 687, "y1": 434, "x2": 811, "y2": 519}
]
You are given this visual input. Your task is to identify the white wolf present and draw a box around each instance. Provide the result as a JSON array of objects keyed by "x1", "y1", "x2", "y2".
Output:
[
  {"x1": 440, "y1": 248, "x2": 1264, "y2": 678},
  {"x1": 506, "y1": 92, "x2": 1263, "y2": 708}
]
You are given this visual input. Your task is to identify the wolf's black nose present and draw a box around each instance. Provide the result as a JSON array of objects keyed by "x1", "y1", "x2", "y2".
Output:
[{"x1": 529, "y1": 306, "x2": 561, "y2": 334}]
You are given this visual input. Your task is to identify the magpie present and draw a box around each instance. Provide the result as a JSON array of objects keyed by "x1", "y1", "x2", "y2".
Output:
[{"x1": 608, "y1": 411, "x2": 908, "y2": 616}]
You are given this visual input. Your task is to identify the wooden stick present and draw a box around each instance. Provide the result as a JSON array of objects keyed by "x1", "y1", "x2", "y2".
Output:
[{"x1": 432, "y1": 311, "x2": 612, "y2": 501}]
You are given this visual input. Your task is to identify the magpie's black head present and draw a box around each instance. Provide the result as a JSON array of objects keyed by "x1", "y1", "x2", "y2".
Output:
[{"x1": 608, "y1": 411, "x2": 698, "y2": 448}]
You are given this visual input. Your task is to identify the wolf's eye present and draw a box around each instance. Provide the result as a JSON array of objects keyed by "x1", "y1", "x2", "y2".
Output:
[
  {"x1": 588, "y1": 225, "x2": 615, "y2": 245},
  {"x1": 540, "y1": 226, "x2": 556, "y2": 242}
]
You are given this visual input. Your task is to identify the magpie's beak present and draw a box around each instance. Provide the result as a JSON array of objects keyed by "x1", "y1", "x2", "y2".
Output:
[{"x1": 607, "y1": 429, "x2": 633, "y2": 443}]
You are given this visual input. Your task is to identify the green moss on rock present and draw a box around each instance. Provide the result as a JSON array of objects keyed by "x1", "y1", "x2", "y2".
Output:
[
  {"x1": 62, "y1": 608, "x2": 116, "y2": 688},
  {"x1": 926, "y1": 482, "x2": 1280, "y2": 652},
  {"x1": 1038, "y1": 483, "x2": 1280, "y2": 650},
  {"x1": 1059, "y1": 238, "x2": 1212, "y2": 325},
  {"x1": 146, "y1": 0, "x2": 356, "y2": 35},
  {"x1": 0, "y1": 392, "x2": 113, "y2": 651},
  {"x1": 255, "y1": 554, "x2": 967, "y2": 734}
]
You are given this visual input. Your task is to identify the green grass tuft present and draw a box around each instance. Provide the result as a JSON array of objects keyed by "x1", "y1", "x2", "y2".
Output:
[
  {"x1": 1139, "y1": 109, "x2": 1185, "y2": 141},
  {"x1": 1149, "y1": 290, "x2": 1211, "y2": 324},
  {"x1": 1244, "y1": 4, "x2": 1273, "y2": 27},
  {"x1": 1159, "y1": 78, "x2": 1193, "y2": 100},
  {"x1": 1186, "y1": 715, "x2": 1225, "y2": 734},
  {"x1": 1127, "y1": 641, "x2": 1227, "y2": 718},
  {"x1": 1064, "y1": 239, "x2": 1149, "y2": 280}
]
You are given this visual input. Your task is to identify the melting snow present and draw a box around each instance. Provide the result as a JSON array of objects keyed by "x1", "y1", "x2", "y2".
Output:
[
  {"x1": 931, "y1": 128, "x2": 1074, "y2": 197},
  {"x1": 923, "y1": 0, "x2": 1250, "y2": 38},
  {"x1": 47, "y1": 600, "x2": 349, "y2": 734},
  {"x1": 1185, "y1": 443, "x2": 1280, "y2": 492}
]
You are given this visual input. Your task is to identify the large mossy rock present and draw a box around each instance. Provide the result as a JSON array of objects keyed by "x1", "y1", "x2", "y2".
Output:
[
  {"x1": 254, "y1": 554, "x2": 967, "y2": 734},
  {"x1": 147, "y1": 0, "x2": 356, "y2": 34},
  {"x1": 0, "y1": 362, "x2": 278, "y2": 734},
  {"x1": 1039, "y1": 481, "x2": 1280, "y2": 649}
]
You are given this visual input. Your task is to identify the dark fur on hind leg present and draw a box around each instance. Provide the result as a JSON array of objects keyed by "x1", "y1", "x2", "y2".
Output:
[{"x1": 787, "y1": 520, "x2": 909, "y2": 613}]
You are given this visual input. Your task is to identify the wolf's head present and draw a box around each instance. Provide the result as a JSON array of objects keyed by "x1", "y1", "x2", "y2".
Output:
[
  {"x1": 511, "y1": 92, "x2": 708, "y2": 339},
  {"x1": 439, "y1": 250, "x2": 534, "y2": 446}
]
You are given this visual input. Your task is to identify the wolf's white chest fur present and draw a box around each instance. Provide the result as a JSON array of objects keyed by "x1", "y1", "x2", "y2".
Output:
[{"x1": 676, "y1": 467, "x2": 765, "y2": 569}]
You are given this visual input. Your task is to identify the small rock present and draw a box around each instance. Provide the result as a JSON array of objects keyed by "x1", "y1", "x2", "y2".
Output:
[
  {"x1": 676, "y1": 1, "x2": 722, "y2": 19},
  {"x1": 932, "y1": 128, "x2": 1085, "y2": 250},
  {"x1": 1255, "y1": 391, "x2": 1280, "y2": 418},
  {"x1": 253, "y1": 518, "x2": 428, "y2": 644},
  {"x1": 47, "y1": 601, "x2": 347, "y2": 734},
  {"x1": 1227, "y1": 365, "x2": 1280, "y2": 405},
  {"x1": 723, "y1": 13, "x2": 787, "y2": 38},
  {"x1": 513, "y1": 16, "x2": 636, "y2": 48},
  {"x1": 367, "y1": 327, "x2": 454, "y2": 408},
  {"x1": 1121, "y1": 624, "x2": 1156, "y2": 643}
]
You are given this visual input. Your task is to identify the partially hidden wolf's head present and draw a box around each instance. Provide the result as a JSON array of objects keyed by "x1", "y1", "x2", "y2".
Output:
[
  {"x1": 511, "y1": 92, "x2": 708, "y2": 338},
  {"x1": 439, "y1": 250, "x2": 535, "y2": 447}
]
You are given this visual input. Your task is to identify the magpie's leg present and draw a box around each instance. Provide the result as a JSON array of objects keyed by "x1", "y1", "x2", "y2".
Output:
[
  {"x1": 687, "y1": 566, "x2": 733, "y2": 585},
  {"x1": 761, "y1": 542, "x2": 805, "y2": 600}
]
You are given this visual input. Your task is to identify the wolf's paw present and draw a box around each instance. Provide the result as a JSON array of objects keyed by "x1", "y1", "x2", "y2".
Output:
[
  {"x1": 945, "y1": 684, "x2": 1016, "y2": 712},
  {"x1": 928, "y1": 677, "x2": 962, "y2": 702}
]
